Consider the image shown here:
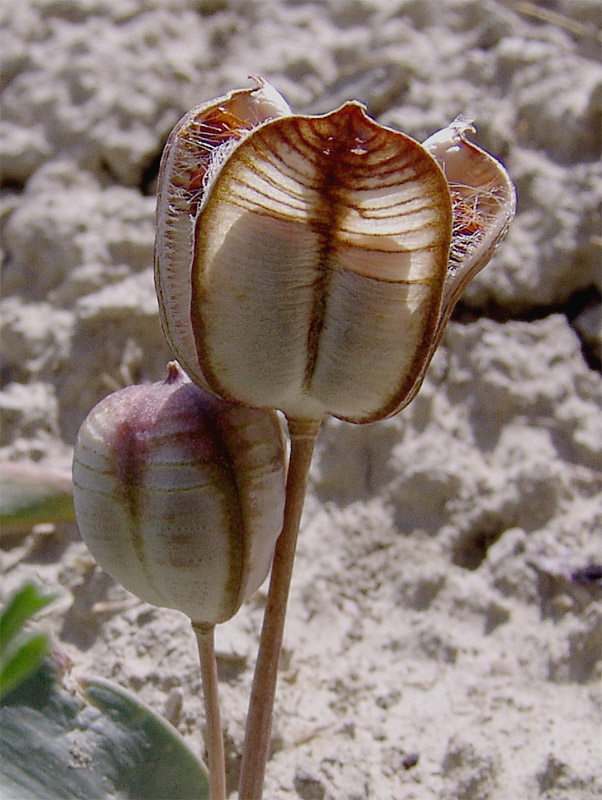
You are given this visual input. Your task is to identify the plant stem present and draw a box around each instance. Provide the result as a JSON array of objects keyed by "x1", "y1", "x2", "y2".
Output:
[
  {"x1": 238, "y1": 416, "x2": 322, "y2": 800},
  {"x1": 192, "y1": 622, "x2": 226, "y2": 800}
]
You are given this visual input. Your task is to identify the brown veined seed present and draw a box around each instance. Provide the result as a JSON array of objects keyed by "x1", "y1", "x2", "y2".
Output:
[{"x1": 72, "y1": 361, "x2": 286, "y2": 626}]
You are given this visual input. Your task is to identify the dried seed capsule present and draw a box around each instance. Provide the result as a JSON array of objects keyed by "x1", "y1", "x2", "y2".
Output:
[
  {"x1": 156, "y1": 79, "x2": 451, "y2": 423},
  {"x1": 72, "y1": 361, "x2": 286, "y2": 625},
  {"x1": 155, "y1": 80, "x2": 514, "y2": 425}
]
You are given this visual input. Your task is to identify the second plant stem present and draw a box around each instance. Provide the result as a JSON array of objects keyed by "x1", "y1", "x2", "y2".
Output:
[
  {"x1": 238, "y1": 416, "x2": 322, "y2": 800},
  {"x1": 193, "y1": 622, "x2": 226, "y2": 800}
]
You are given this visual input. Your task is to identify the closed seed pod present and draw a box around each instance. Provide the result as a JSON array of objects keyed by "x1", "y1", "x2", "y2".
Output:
[
  {"x1": 72, "y1": 361, "x2": 286, "y2": 625},
  {"x1": 155, "y1": 79, "x2": 514, "y2": 425}
]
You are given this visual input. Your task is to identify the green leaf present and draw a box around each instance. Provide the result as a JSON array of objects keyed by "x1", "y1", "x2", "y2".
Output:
[
  {"x1": 0, "y1": 658, "x2": 209, "y2": 800},
  {"x1": 0, "y1": 632, "x2": 49, "y2": 701},
  {"x1": 0, "y1": 581, "x2": 57, "y2": 654},
  {"x1": 0, "y1": 463, "x2": 74, "y2": 531},
  {"x1": 80, "y1": 677, "x2": 210, "y2": 799}
]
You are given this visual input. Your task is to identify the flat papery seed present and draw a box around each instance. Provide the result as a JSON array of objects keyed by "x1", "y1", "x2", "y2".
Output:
[{"x1": 72, "y1": 363, "x2": 286, "y2": 625}]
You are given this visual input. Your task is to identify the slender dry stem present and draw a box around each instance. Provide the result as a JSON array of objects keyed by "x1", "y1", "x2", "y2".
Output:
[
  {"x1": 192, "y1": 622, "x2": 226, "y2": 800},
  {"x1": 238, "y1": 416, "x2": 322, "y2": 800}
]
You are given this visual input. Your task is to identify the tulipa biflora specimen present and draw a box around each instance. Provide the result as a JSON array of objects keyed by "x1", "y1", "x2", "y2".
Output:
[{"x1": 74, "y1": 77, "x2": 515, "y2": 799}]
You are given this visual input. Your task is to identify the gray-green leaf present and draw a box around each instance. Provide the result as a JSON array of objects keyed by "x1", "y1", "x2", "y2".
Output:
[{"x1": 0, "y1": 658, "x2": 209, "y2": 800}]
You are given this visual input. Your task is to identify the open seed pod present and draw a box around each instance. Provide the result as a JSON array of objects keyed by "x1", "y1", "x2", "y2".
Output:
[
  {"x1": 155, "y1": 78, "x2": 515, "y2": 425},
  {"x1": 152, "y1": 80, "x2": 516, "y2": 799},
  {"x1": 72, "y1": 361, "x2": 286, "y2": 625}
]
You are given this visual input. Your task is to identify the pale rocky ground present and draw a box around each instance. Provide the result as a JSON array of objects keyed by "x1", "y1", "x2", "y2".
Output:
[{"x1": 1, "y1": 1, "x2": 601, "y2": 799}]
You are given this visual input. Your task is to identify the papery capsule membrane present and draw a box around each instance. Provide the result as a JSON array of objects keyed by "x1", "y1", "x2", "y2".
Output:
[
  {"x1": 423, "y1": 118, "x2": 516, "y2": 307},
  {"x1": 155, "y1": 79, "x2": 292, "y2": 398}
]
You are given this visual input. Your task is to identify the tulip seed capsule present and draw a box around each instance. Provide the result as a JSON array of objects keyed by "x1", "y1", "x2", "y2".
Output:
[
  {"x1": 152, "y1": 78, "x2": 516, "y2": 799},
  {"x1": 72, "y1": 360, "x2": 286, "y2": 626}
]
